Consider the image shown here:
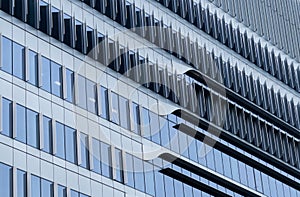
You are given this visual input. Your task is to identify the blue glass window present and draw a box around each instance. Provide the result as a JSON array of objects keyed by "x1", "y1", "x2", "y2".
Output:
[
  {"x1": 119, "y1": 96, "x2": 129, "y2": 129},
  {"x1": 133, "y1": 156, "x2": 145, "y2": 192},
  {"x1": 188, "y1": 139, "x2": 198, "y2": 162},
  {"x1": 214, "y1": 149, "x2": 223, "y2": 175},
  {"x1": 65, "y1": 69, "x2": 74, "y2": 103},
  {"x1": 222, "y1": 153, "x2": 232, "y2": 178},
  {"x1": 41, "y1": 179, "x2": 53, "y2": 197},
  {"x1": 57, "y1": 185, "x2": 67, "y2": 197},
  {"x1": 65, "y1": 126, "x2": 77, "y2": 164},
  {"x1": 100, "y1": 86, "x2": 109, "y2": 119},
  {"x1": 110, "y1": 92, "x2": 119, "y2": 124},
  {"x1": 1, "y1": 37, "x2": 12, "y2": 74},
  {"x1": 125, "y1": 153, "x2": 135, "y2": 188},
  {"x1": 78, "y1": 75, "x2": 87, "y2": 109},
  {"x1": 70, "y1": 190, "x2": 79, "y2": 197},
  {"x1": 31, "y1": 175, "x2": 41, "y2": 197},
  {"x1": 2, "y1": 98, "x2": 12, "y2": 137},
  {"x1": 13, "y1": 42, "x2": 25, "y2": 79},
  {"x1": 168, "y1": 120, "x2": 178, "y2": 153},
  {"x1": 101, "y1": 141, "x2": 111, "y2": 178},
  {"x1": 17, "y1": 169, "x2": 26, "y2": 197},
  {"x1": 0, "y1": 163, "x2": 12, "y2": 197},
  {"x1": 92, "y1": 138, "x2": 101, "y2": 174},
  {"x1": 80, "y1": 133, "x2": 89, "y2": 169},
  {"x1": 28, "y1": 50, "x2": 38, "y2": 86},
  {"x1": 51, "y1": 61, "x2": 62, "y2": 98},
  {"x1": 27, "y1": 109, "x2": 39, "y2": 148},
  {"x1": 41, "y1": 57, "x2": 51, "y2": 92},
  {"x1": 16, "y1": 104, "x2": 26, "y2": 143},
  {"x1": 149, "y1": 111, "x2": 160, "y2": 144},
  {"x1": 144, "y1": 162, "x2": 155, "y2": 196},
  {"x1": 115, "y1": 148, "x2": 124, "y2": 183},
  {"x1": 164, "y1": 175, "x2": 175, "y2": 197},
  {"x1": 141, "y1": 107, "x2": 150, "y2": 139},
  {"x1": 86, "y1": 79, "x2": 97, "y2": 114},
  {"x1": 43, "y1": 116, "x2": 52, "y2": 154},
  {"x1": 154, "y1": 170, "x2": 165, "y2": 197},
  {"x1": 55, "y1": 122, "x2": 65, "y2": 159},
  {"x1": 230, "y1": 157, "x2": 240, "y2": 182},
  {"x1": 132, "y1": 102, "x2": 140, "y2": 135},
  {"x1": 174, "y1": 179, "x2": 184, "y2": 197}
]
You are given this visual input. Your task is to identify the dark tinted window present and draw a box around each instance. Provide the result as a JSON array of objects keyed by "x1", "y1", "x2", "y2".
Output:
[
  {"x1": 132, "y1": 102, "x2": 140, "y2": 135},
  {"x1": 1, "y1": 37, "x2": 12, "y2": 74}
]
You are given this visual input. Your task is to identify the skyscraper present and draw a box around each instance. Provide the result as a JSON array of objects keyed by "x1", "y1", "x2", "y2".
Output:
[{"x1": 0, "y1": 0, "x2": 299, "y2": 196}]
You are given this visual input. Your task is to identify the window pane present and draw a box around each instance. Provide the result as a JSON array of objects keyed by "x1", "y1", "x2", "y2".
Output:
[
  {"x1": 1, "y1": 37, "x2": 12, "y2": 74},
  {"x1": 51, "y1": 61, "x2": 62, "y2": 98},
  {"x1": 16, "y1": 104, "x2": 26, "y2": 143},
  {"x1": 115, "y1": 148, "x2": 124, "y2": 183},
  {"x1": 133, "y1": 156, "x2": 145, "y2": 192},
  {"x1": 28, "y1": 50, "x2": 38, "y2": 86},
  {"x1": 17, "y1": 169, "x2": 26, "y2": 197},
  {"x1": 101, "y1": 141, "x2": 111, "y2": 178},
  {"x1": 41, "y1": 57, "x2": 51, "y2": 92},
  {"x1": 100, "y1": 86, "x2": 109, "y2": 119},
  {"x1": 86, "y1": 79, "x2": 97, "y2": 114},
  {"x1": 66, "y1": 69, "x2": 74, "y2": 103},
  {"x1": 79, "y1": 194, "x2": 89, "y2": 197},
  {"x1": 92, "y1": 138, "x2": 101, "y2": 174},
  {"x1": 13, "y1": 42, "x2": 25, "y2": 79},
  {"x1": 144, "y1": 162, "x2": 155, "y2": 196},
  {"x1": 65, "y1": 126, "x2": 77, "y2": 164},
  {"x1": 0, "y1": 163, "x2": 12, "y2": 197},
  {"x1": 43, "y1": 116, "x2": 52, "y2": 154},
  {"x1": 2, "y1": 98, "x2": 13, "y2": 137},
  {"x1": 70, "y1": 190, "x2": 79, "y2": 197},
  {"x1": 141, "y1": 107, "x2": 150, "y2": 139},
  {"x1": 132, "y1": 102, "x2": 140, "y2": 135},
  {"x1": 78, "y1": 75, "x2": 87, "y2": 109},
  {"x1": 27, "y1": 109, "x2": 39, "y2": 148},
  {"x1": 41, "y1": 179, "x2": 53, "y2": 197},
  {"x1": 80, "y1": 133, "x2": 89, "y2": 169},
  {"x1": 125, "y1": 153, "x2": 135, "y2": 188},
  {"x1": 57, "y1": 185, "x2": 66, "y2": 197},
  {"x1": 56, "y1": 122, "x2": 65, "y2": 159},
  {"x1": 31, "y1": 175, "x2": 41, "y2": 197},
  {"x1": 110, "y1": 92, "x2": 119, "y2": 124},
  {"x1": 149, "y1": 111, "x2": 160, "y2": 144},
  {"x1": 119, "y1": 96, "x2": 129, "y2": 129}
]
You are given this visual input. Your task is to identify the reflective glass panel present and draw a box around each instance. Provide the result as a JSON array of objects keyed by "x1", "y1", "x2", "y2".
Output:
[
  {"x1": 17, "y1": 169, "x2": 26, "y2": 197},
  {"x1": 78, "y1": 75, "x2": 87, "y2": 109},
  {"x1": 0, "y1": 163, "x2": 12, "y2": 197},
  {"x1": 27, "y1": 109, "x2": 39, "y2": 148},
  {"x1": 66, "y1": 69, "x2": 74, "y2": 103},
  {"x1": 119, "y1": 96, "x2": 129, "y2": 129},
  {"x1": 2, "y1": 98, "x2": 12, "y2": 137},
  {"x1": 110, "y1": 92, "x2": 119, "y2": 124},
  {"x1": 126, "y1": 153, "x2": 135, "y2": 188},
  {"x1": 100, "y1": 86, "x2": 109, "y2": 119},
  {"x1": 86, "y1": 79, "x2": 97, "y2": 114},
  {"x1": 51, "y1": 61, "x2": 62, "y2": 97},
  {"x1": 1, "y1": 37, "x2": 12, "y2": 74},
  {"x1": 80, "y1": 133, "x2": 89, "y2": 169},
  {"x1": 65, "y1": 126, "x2": 77, "y2": 164},
  {"x1": 43, "y1": 116, "x2": 52, "y2": 154},
  {"x1": 41, "y1": 179, "x2": 53, "y2": 197},
  {"x1": 31, "y1": 175, "x2": 41, "y2": 197},
  {"x1": 115, "y1": 148, "x2": 124, "y2": 183},
  {"x1": 16, "y1": 104, "x2": 26, "y2": 143},
  {"x1": 57, "y1": 185, "x2": 67, "y2": 197},
  {"x1": 92, "y1": 138, "x2": 101, "y2": 174},
  {"x1": 13, "y1": 42, "x2": 25, "y2": 79},
  {"x1": 101, "y1": 141, "x2": 111, "y2": 178},
  {"x1": 56, "y1": 122, "x2": 65, "y2": 159},
  {"x1": 28, "y1": 50, "x2": 38, "y2": 86},
  {"x1": 41, "y1": 57, "x2": 51, "y2": 92},
  {"x1": 133, "y1": 156, "x2": 145, "y2": 192},
  {"x1": 70, "y1": 190, "x2": 79, "y2": 197},
  {"x1": 132, "y1": 102, "x2": 140, "y2": 135}
]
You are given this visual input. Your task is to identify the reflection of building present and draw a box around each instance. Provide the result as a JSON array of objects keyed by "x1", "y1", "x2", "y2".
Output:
[{"x1": 0, "y1": 0, "x2": 299, "y2": 196}]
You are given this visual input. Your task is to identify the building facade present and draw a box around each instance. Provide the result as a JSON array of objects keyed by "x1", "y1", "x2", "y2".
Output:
[{"x1": 0, "y1": 0, "x2": 299, "y2": 196}]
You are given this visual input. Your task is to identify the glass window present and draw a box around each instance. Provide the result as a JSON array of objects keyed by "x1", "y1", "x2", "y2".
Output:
[
  {"x1": 119, "y1": 96, "x2": 129, "y2": 129},
  {"x1": 41, "y1": 179, "x2": 53, "y2": 197},
  {"x1": 160, "y1": 118, "x2": 170, "y2": 149},
  {"x1": 13, "y1": 42, "x2": 25, "y2": 79},
  {"x1": 1, "y1": 37, "x2": 12, "y2": 74},
  {"x1": 0, "y1": 163, "x2": 12, "y2": 197},
  {"x1": 17, "y1": 169, "x2": 26, "y2": 197},
  {"x1": 164, "y1": 175, "x2": 175, "y2": 197},
  {"x1": 28, "y1": 50, "x2": 38, "y2": 86},
  {"x1": 51, "y1": 61, "x2": 62, "y2": 98},
  {"x1": 92, "y1": 138, "x2": 101, "y2": 174},
  {"x1": 141, "y1": 107, "x2": 150, "y2": 139},
  {"x1": 66, "y1": 69, "x2": 74, "y2": 103},
  {"x1": 41, "y1": 57, "x2": 51, "y2": 92},
  {"x1": 78, "y1": 75, "x2": 87, "y2": 109},
  {"x1": 132, "y1": 102, "x2": 140, "y2": 135},
  {"x1": 125, "y1": 153, "x2": 135, "y2": 188},
  {"x1": 110, "y1": 92, "x2": 119, "y2": 124},
  {"x1": 55, "y1": 122, "x2": 65, "y2": 159},
  {"x1": 80, "y1": 133, "x2": 89, "y2": 169},
  {"x1": 2, "y1": 98, "x2": 12, "y2": 137},
  {"x1": 80, "y1": 193, "x2": 89, "y2": 197},
  {"x1": 86, "y1": 79, "x2": 97, "y2": 114},
  {"x1": 57, "y1": 185, "x2": 67, "y2": 197},
  {"x1": 31, "y1": 175, "x2": 41, "y2": 197},
  {"x1": 100, "y1": 86, "x2": 109, "y2": 119},
  {"x1": 70, "y1": 190, "x2": 79, "y2": 197},
  {"x1": 230, "y1": 157, "x2": 240, "y2": 182},
  {"x1": 43, "y1": 116, "x2": 52, "y2": 154},
  {"x1": 154, "y1": 170, "x2": 165, "y2": 197},
  {"x1": 144, "y1": 162, "x2": 155, "y2": 196},
  {"x1": 149, "y1": 111, "x2": 160, "y2": 144},
  {"x1": 27, "y1": 109, "x2": 39, "y2": 148},
  {"x1": 133, "y1": 156, "x2": 145, "y2": 192},
  {"x1": 101, "y1": 141, "x2": 112, "y2": 178},
  {"x1": 65, "y1": 126, "x2": 77, "y2": 164},
  {"x1": 16, "y1": 104, "x2": 26, "y2": 143},
  {"x1": 174, "y1": 179, "x2": 184, "y2": 197},
  {"x1": 115, "y1": 148, "x2": 124, "y2": 183}
]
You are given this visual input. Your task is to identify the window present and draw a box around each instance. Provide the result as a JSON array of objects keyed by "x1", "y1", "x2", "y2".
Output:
[
  {"x1": 63, "y1": 14, "x2": 72, "y2": 46},
  {"x1": 80, "y1": 133, "x2": 89, "y2": 169},
  {"x1": 43, "y1": 116, "x2": 52, "y2": 154},
  {"x1": 92, "y1": 138, "x2": 101, "y2": 174},
  {"x1": 132, "y1": 102, "x2": 141, "y2": 135},
  {"x1": 86, "y1": 79, "x2": 97, "y2": 114},
  {"x1": 0, "y1": 163, "x2": 12, "y2": 197},
  {"x1": 110, "y1": 92, "x2": 119, "y2": 124},
  {"x1": 41, "y1": 179, "x2": 53, "y2": 197},
  {"x1": 133, "y1": 156, "x2": 145, "y2": 192},
  {"x1": 141, "y1": 107, "x2": 150, "y2": 139},
  {"x1": 39, "y1": 1, "x2": 50, "y2": 35},
  {"x1": 31, "y1": 175, "x2": 41, "y2": 197},
  {"x1": 144, "y1": 162, "x2": 155, "y2": 196},
  {"x1": 78, "y1": 75, "x2": 87, "y2": 109},
  {"x1": 27, "y1": 0, "x2": 38, "y2": 28},
  {"x1": 13, "y1": 42, "x2": 25, "y2": 79},
  {"x1": 115, "y1": 148, "x2": 124, "y2": 183},
  {"x1": 28, "y1": 50, "x2": 38, "y2": 86},
  {"x1": 51, "y1": 61, "x2": 62, "y2": 98},
  {"x1": 65, "y1": 126, "x2": 77, "y2": 164},
  {"x1": 119, "y1": 96, "x2": 129, "y2": 129},
  {"x1": 66, "y1": 69, "x2": 74, "y2": 103},
  {"x1": 27, "y1": 109, "x2": 39, "y2": 148},
  {"x1": 17, "y1": 169, "x2": 26, "y2": 197},
  {"x1": 100, "y1": 86, "x2": 109, "y2": 119},
  {"x1": 51, "y1": 6, "x2": 60, "y2": 40},
  {"x1": 41, "y1": 57, "x2": 51, "y2": 92},
  {"x1": 57, "y1": 185, "x2": 67, "y2": 197},
  {"x1": 101, "y1": 141, "x2": 112, "y2": 178},
  {"x1": 2, "y1": 98, "x2": 12, "y2": 137},
  {"x1": 149, "y1": 111, "x2": 160, "y2": 144},
  {"x1": 55, "y1": 122, "x2": 65, "y2": 159},
  {"x1": 1, "y1": 37, "x2": 12, "y2": 74},
  {"x1": 16, "y1": 104, "x2": 26, "y2": 143},
  {"x1": 154, "y1": 169, "x2": 165, "y2": 197}
]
